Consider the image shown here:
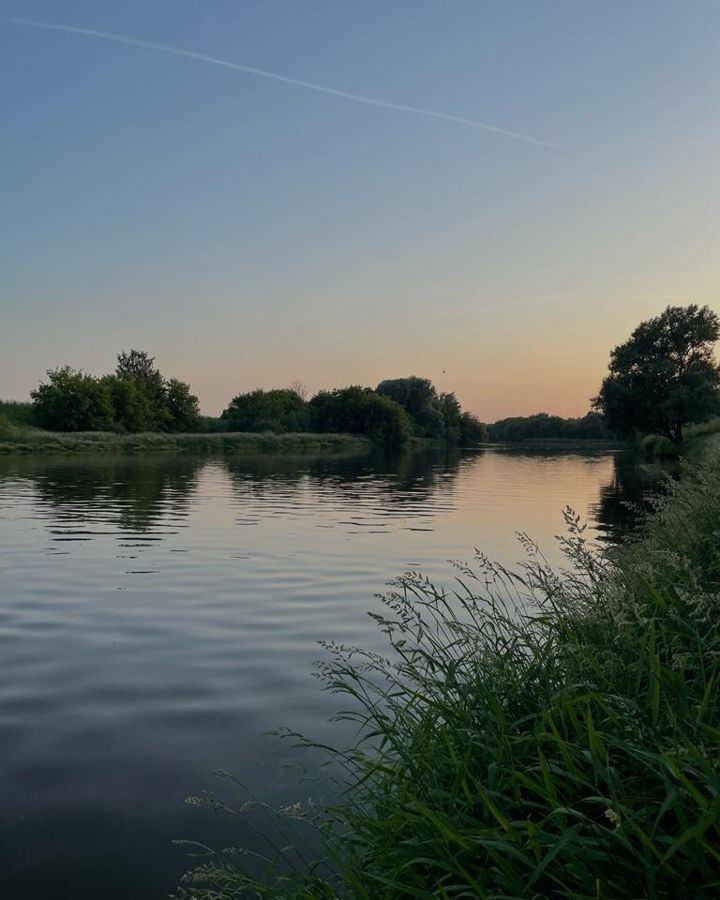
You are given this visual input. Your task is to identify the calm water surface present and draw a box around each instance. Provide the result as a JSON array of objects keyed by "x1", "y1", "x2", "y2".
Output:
[{"x1": 0, "y1": 448, "x2": 670, "y2": 899}]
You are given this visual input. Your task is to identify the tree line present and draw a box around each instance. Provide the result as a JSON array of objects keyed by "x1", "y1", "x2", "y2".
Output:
[
  {"x1": 221, "y1": 377, "x2": 487, "y2": 449},
  {"x1": 13, "y1": 305, "x2": 720, "y2": 449},
  {"x1": 487, "y1": 412, "x2": 610, "y2": 443},
  {"x1": 24, "y1": 358, "x2": 487, "y2": 449}
]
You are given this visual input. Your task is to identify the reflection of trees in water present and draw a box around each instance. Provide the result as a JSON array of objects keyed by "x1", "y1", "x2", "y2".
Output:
[
  {"x1": 592, "y1": 453, "x2": 679, "y2": 540},
  {"x1": 0, "y1": 448, "x2": 672, "y2": 544},
  {"x1": 0, "y1": 455, "x2": 204, "y2": 534},
  {"x1": 222, "y1": 447, "x2": 473, "y2": 511}
]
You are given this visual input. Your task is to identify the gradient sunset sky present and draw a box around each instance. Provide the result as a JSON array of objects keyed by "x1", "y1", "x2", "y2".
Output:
[{"x1": 3, "y1": 1, "x2": 719, "y2": 419}]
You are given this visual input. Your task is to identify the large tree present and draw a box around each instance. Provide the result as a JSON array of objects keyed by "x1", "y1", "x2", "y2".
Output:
[
  {"x1": 593, "y1": 304, "x2": 720, "y2": 442},
  {"x1": 115, "y1": 350, "x2": 169, "y2": 429},
  {"x1": 376, "y1": 377, "x2": 437, "y2": 418}
]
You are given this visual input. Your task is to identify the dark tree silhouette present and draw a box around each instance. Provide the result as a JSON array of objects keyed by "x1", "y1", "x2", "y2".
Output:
[{"x1": 593, "y1": 305, "x2": 720, "y2": 443}]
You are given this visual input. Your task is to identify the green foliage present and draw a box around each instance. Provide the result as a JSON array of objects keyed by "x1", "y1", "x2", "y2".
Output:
[
  {"x1": 412, "y1": 405, "x2": 446, "y2": 439},
  {"x1": 594, "y1": 304, "x2": 720, "y2": 443},
  {"x1": 488, "y1": 411, "x2": 611, "y2": 442},
  {"x1": 222, "y1": 389, "x2": 307, "y2": 433},
  {"x1": 643, "y1": 417, "x2": 720, "y2": 460},
  {"x1": 178, "y1": 453, "x2": 720, "y2": 900},
  {"x1": 0, "y1": 430, "x2": 370, "y2": 456},
  {"x1": 376, "y1": 377, "x2": 438, "y2": 418},
  {"x1": 28, "y1": 350, "x2": 201, "y2": 434},
  {"x1": 115, "y1": 350, "x2": 170, "y2": 430},
  {"x1": 437, "y1": 391, "x2": 462, "y2": 442},
  {"x1": 31, "y1": 367, "x2": 115, "y2": 432},
  {"x1": 0, "y1": 400, "x2": 36, "y2": 428},
  {"x1": 458, "y1": 410, "x2": 488, "y2": 445},
  {"x1": 376, "y1": 377, "x2": 485, "y2": 444},
  {"x1": 103, "y1": 375, "x2": 156, "y2": 433},
  {"x1": 309, "y1": 387, "x2": 412, "y2": 449},
  {"x1": 166, "y1": 378, "x2": 202, "y2": 433}
]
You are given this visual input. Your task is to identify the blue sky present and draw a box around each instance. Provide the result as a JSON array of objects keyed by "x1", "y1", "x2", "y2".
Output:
[{"x1": 2, "y1": 1, "x2": 719, "y2": 417}]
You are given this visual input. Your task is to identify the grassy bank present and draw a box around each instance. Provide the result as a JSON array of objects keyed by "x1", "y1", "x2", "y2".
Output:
[
  {"x1": 0, "y1": 427, "x2": 371, "y2": 456},
  {"x1": 176, "y1": 450, "x2": 720, "y2": 899},
  {"x1": 643, "y1": 418, "x2": 720, "y2": 460}
]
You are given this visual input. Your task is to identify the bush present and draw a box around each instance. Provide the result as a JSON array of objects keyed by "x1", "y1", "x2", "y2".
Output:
[
  {"x1": 31, "y1": 367, "x2": 115, "y2": 432},
  {"x1": 222, "y1": 389, "x2": 307, "y2": 433},
  {"x1": 309, "y1": 387, "x2": 411, "y2": 449},
  {"x1": 177, "y1": 453, "x2": 720, "y2": 899},
  {"x1": 28, "y1": 352, "x2": 202, "y2": 434},
  {"x1": 376, "y1": 377, "x2": 485, "y2": 444}
]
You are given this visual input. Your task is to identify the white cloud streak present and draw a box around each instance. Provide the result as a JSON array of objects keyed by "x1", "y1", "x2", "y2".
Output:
[{"x1": 4, "y1": 16, "x2": 555, "y2": 148}]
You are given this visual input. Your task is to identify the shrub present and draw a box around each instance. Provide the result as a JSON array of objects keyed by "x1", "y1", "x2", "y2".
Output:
[
  {"x1": 222, "y1": 389, "x2": 307, "y2": 433},
  {"x1": 31, "y1": 367, "x2": 115, "y2": 432},
  {"x1": 309, "y1": 387, "x2": 411, "y2": 449}
]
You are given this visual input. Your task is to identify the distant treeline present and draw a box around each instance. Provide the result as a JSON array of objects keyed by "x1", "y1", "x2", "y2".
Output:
[
  {"x1": 219, "y1": 376, "x2": 487, "y2": 449},
  {"x1": 487, "y1": 411, "x2": 613, "y2": 443},
  {"x1": 3, "y1": 358, "x2": 487, "y2": 450},
  {"x1": 2, "y1": 355, "x2": 622, "y2": 450}
]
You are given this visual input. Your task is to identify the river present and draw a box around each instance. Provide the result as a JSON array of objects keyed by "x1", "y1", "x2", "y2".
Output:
[{"x1": 0, "y1": 447, "x2": 672, "y2": 898}]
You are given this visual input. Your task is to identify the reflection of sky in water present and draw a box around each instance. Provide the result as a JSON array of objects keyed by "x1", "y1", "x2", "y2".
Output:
[{"x1": 0, "y1": 449, "x2": 670, "y2": 900}]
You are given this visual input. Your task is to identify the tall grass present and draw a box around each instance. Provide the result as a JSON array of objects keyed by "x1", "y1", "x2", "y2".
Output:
[
  {"x1": 0, "y1": 429, "x2": 370, "y2": 456},
  {"x1": 175, "y1": 452, "x2": 720, "y2": 899},
  {"x1": 0, "y1": 400, "x2": 36, "y2": 431},
  {"x1": 643, "y1": 418, "x2": 720, "y2": 460}
]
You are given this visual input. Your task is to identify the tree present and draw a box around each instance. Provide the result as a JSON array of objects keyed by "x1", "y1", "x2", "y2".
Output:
[
  {"x1": 115, "y1": 350, "x2": 169, "y2": 429},
  {"x1": 593, "y1": 305, "x2": 720, "y2": 443},
  {"x1": 31, "y1": 367, "x2": 115, "y2": 432},
  {"x1": 459, "y1": 412, "x2": 488, "y2": 446},
  {"x1": 222, "y1": 388, "x2": 306, "y2": 432},
  {"x1": 309, "y1": 387, "x2": 411, "y2": 449},
  {"x1": 103, "y1": 375, "x2": 155, "y2": 432},
  {"x1": 437, "y1": 392, "x2": 462, "y2": 443},
  {"x1": 116, "y1": 349, "x2": 162, "y2": 383},
  {"x1": 376, "y1": 377, "x2": 437, "y2": 418},
  {"x1": 166, "y1": 379, "x2": 202, "y2": 433}
]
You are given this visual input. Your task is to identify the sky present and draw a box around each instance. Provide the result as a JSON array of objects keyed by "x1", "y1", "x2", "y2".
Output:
[{"x1": 2, "y1": 0, "x2": 719, "y2": 419}]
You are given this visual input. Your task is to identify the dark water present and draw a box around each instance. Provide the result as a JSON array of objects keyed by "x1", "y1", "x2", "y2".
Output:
[{"x1": 0, "y1": 448, "x2": 671, "y2": 899}]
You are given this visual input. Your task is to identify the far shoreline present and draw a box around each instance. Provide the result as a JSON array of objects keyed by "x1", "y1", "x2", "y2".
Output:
[
  {"x1": 0, "y1": 428, "x2": 631, "y2": 458},
  {"x1": 0, "y1": 430, "x2": 372, "y2": 456}
]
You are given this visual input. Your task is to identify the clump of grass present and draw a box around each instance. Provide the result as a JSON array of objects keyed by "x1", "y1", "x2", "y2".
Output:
[{"x1": 176, "y1": 453, "x2": 720, "y2": 899}]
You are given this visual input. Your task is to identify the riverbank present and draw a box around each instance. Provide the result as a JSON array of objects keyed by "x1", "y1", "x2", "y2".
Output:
[
  {"x1": 177, "y1": 449, "x2": 720, "y2": 898},
  {"x1": 0, "y1": 428, "x2": 371, "y2": 456},
  {"x1": 643, "y1": 418, "x2": 720, "y2": 460}
]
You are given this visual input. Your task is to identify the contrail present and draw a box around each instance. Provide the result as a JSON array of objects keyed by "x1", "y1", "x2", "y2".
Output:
[{"x1": 4, "y1": 16, "x2": 555, "y2": 148}]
